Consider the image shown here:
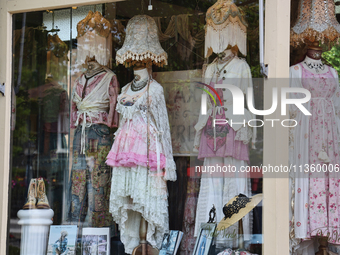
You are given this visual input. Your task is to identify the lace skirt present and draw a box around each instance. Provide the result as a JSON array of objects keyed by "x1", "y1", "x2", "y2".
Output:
[{"x1": 109, "y1": 165, "x2": 169, "y2": 254}]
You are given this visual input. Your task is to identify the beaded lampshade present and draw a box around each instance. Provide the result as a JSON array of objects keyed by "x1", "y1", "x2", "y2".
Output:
[
  {"x1": 291, "y1": 0, "x2": 340, "y2": 46},
  {"x1": 116, "y1": 15, "x2": 168, "y2": 67}
]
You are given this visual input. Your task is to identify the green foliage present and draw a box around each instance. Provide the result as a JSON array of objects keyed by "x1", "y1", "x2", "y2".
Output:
[{"x1": 322, "y1": 45, "x2": 340, "y2": 74}]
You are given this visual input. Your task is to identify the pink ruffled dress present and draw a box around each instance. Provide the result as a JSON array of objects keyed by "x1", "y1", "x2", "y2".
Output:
[{"x1": 105, "y1": 88, "x2": 166, "y2": 171}]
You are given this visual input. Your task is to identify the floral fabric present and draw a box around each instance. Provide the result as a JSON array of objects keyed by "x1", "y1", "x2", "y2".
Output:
[
  {"x1": 289, "y1": 63, "x2": 340, "y2": 245},
  {"x1": 67, "y1": 124, "x2": 116, "y2": 235}
]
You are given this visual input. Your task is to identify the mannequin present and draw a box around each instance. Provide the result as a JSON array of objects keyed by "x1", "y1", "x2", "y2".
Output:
[
  {"x1": 105, "y1": 61, "x2": 176, "y2": 254},
  {"x1": 67, "y1": 56, "x2": 119, "y2": 234},
  {"x1": 194, "y1": 47, "x2": 254, "y2": 249},
  {"x1": 289, "y1": 44, "x2": 340, "y2": 253}
]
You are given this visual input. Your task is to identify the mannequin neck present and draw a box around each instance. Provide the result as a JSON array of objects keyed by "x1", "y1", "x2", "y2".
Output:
[
  {"x1": 84, "y1": 60, "x2": 105, "y2": 78},
  {"x1": 302, "y1": 56, "x2": 327, "y2": 74},
  {"x1": 304, "y1": 55, "x2": 322, "y2": 65},
  {"x1": 306, "y1": 49, "x2": 322, "y2": 60},
  {"x1": 216, "y1": 49, "x2": 235, "y2": 69},
  {"x1": 133, "y1": 68, "x2": 149, "y2": 82}
]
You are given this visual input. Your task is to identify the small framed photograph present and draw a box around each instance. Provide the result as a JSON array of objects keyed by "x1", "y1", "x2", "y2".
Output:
[
  {"x1": 47, "y1": 225, "x2": 78, "y2": 255},
  {"x1": 82, "y1": 228, "x2": 110, "y2": 255},
  {"x1": 193, "y1": 223, "x2": 216, "y2": 255}
]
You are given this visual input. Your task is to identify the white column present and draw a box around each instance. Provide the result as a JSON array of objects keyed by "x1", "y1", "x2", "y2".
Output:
[{"x1": 17, "y1": 209, "x2": 54, "y2": 255}]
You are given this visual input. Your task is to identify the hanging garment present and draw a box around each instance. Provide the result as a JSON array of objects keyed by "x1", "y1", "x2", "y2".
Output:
[
  {"x1": 290, "y1": 63, "x2": 340, "y2": 245},
  {"x1": 106, "y1": 80, "x2": 176, "y2": 254},
  {"x1": 179, "y1": 177, "x2": 200, "y2": 255}
]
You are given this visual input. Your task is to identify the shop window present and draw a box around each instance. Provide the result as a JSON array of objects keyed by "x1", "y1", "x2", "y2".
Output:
[{"x1": 9, "y1": 1, "x2": 263, "y2": 255}]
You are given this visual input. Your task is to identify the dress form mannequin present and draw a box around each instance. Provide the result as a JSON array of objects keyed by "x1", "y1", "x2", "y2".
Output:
[
  {"x1": 289, "y1": 44, "x2": 340, "y2": 254},
  {"x1": 68, "y1": 54, "x2": 119, "y2": 235},
  {"x1": 106, "y1": 60, "x2": 176, "y2": 253},
  {"x1": 194, "y1": 46, "x2": 254, "y2": 248}
]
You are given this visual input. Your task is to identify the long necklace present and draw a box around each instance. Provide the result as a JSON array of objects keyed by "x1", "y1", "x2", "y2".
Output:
[
  {"x1": 215, "y1": 54, "x2": 235, "y2": 77},
  {"x1": 304, "y1": 60, "x2": 325, "y2": 73}
]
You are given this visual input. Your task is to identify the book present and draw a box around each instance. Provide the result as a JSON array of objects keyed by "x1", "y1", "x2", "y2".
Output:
[
  {"x1": 159, "y1": 230, "x2": 184, "y2": 255},
  {"x1": 47, "y1": 225, "x2": 78, "y2": 255}
]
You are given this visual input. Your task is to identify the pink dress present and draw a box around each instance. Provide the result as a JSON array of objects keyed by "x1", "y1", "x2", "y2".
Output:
[
  {"x1": 105, "y1": 86, "x2": 166, "y2": 171},
  {"x1": 299, "y1": 64, "x2": 340, "y2": 242},
  {"x1": 196, "y1": 81, "x2": 249, "y2": 163},
  {"x1": 105, "y1": 115, "x2": 166, "y2": 171},
  {"x1": 105, "y1": 80, "x2": 176, "y2": 254}
]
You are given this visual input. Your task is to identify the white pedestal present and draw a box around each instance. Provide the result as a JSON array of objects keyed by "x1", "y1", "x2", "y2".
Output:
[{"x1": 17, "y1": 209, "x2": 54, "y2": 255}]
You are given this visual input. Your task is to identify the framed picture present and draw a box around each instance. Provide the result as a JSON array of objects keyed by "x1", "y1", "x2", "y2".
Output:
[
  {"x1": 159, "y1": 230, "x2": 183, "y2": 255},
  {"x1": 193, "y1": 223, "x2": 217, "y2": 255},
  {"x1": 82, "y1": 228, "x2": 110, "y2": 255},
  {"x1": 47, "y1": 225, "x2": 78, "y2": 255}
]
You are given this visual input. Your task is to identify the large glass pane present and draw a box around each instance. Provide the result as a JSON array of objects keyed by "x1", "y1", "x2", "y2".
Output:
[{"x1": 9, "y1": 1, "x2": 263, "y2": 255}]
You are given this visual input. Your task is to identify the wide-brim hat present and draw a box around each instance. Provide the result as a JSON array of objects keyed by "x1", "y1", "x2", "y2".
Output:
[{"x1": 217, "y1": 193, "x2": 263, "y2": 231}]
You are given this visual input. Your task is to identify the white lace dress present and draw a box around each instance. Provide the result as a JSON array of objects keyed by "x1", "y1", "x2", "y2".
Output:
[{"x1": 106, "y1": 80, "x2": 176, "y2": 254}]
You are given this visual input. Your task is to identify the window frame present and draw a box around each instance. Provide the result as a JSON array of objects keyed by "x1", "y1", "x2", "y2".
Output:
[{"x1": 0, "y1": 0, "x2": 291, "y2": 254}]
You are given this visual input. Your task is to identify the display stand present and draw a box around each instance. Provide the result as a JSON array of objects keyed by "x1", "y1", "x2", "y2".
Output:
[
  {"x1": 131, "y1": 217, "x2": 159, "y2": 255},
  {"x1": 17, "y1": 209, "x2": 54, "y2": 255}
]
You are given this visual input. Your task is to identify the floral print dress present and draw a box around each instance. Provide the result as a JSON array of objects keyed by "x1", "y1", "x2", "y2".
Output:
[{"x1": 290, "y1": 63, "x2": 340, "y2": 245}]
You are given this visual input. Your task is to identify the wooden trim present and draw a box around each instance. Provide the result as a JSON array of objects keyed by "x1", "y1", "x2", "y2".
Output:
[{"x1": 263, "y1": 0, "x2": 291, "y2": 254}]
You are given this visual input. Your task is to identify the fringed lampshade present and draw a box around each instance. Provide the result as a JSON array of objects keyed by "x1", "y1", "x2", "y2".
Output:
[
  {"x1": 116, "y1": 15, "x2": 168, "y2": 67},
  {"x1": 205, "y1": 0, "x2": 248, "y2": 57},
  {"x1": 291, "y1": 0, "x2": 340, "y2": 46}
]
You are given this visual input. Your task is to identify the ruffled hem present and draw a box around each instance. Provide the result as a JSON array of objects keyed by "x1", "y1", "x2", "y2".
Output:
[
  {"x1": 106, "y1": 151, "x2": 166, "y2": 171},
  {"x1": 109, "y1": 165, "x2": 169, "y2": 254}
]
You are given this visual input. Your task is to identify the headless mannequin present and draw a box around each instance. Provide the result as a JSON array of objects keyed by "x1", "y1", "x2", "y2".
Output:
[{"x1": 81, "y1": 59, "x2": 106, "y2": 99}]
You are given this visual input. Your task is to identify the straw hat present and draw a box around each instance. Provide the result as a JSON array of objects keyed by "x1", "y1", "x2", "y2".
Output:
[{"x1": 217, "y1": 193, "x2": 263, "y2": 231}]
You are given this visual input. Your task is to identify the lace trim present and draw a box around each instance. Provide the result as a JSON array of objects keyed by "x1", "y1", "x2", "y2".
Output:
[
  {"x1": 109, "y1": 165, "x2": 169, "y2": 253},
  {"x1": 116, "y1": 50, "x2": 168, "y2": 67},
  {"x1": 222, "y1": 194, "x2": 250, "y2": 219}
]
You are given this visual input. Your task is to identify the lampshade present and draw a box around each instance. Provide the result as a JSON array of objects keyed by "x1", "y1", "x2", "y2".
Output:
[
  {"x1": 291, "y1": 0, "x2": 340, "y2": 46},
  {"x1": 205, "y1": 0, "x2": 248, "y2": 57},
  {"x1": 116, "y1": 15, "x2": 168, "y2": 67}
]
